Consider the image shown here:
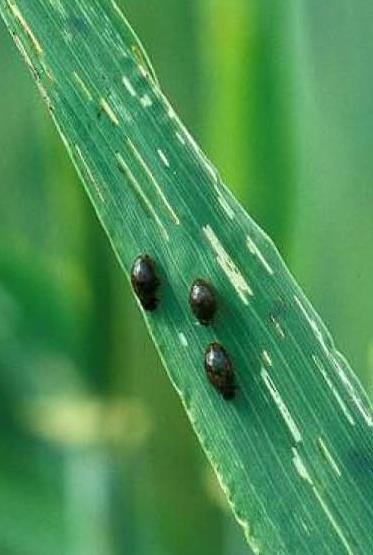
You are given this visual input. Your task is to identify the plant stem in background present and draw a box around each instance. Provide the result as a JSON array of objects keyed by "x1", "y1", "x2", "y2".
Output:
[
  {"x1": 290, "y1": 1, "x2": 373, "y2": 392},
  {"x1": 200, "y1": 0, "x2": 297, "y2": 257}
]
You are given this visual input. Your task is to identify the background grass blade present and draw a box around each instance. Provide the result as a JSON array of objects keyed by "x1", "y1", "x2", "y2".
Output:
[
  {"x1": 1, "y1": 1, "x2": 373, "y2": 553},
  {"x1": 290, "y1": 0, "x2": 373, "y2": 394},
  {"x1": 200, "y1": 0, "x2": 296, "y2": 256}
]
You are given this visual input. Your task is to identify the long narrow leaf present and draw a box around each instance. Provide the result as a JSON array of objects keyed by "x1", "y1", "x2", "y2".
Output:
[{"x1": 1, "y1": 1, "x2": 373, "y2": 553}]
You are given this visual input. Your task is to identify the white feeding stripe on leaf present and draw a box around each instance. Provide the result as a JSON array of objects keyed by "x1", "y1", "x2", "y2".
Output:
[
  {"x1": 75, "y1": 145, "x2": 105, "y2": 203},
  {"x1": 331, "y1": 354, "x2": 373, "y2": 428},
  {"x1": 262, "y1": 350, "x2": 273, "y2": 368},
  {"x1": 292, "y1": 448, "x2": 313, "y2": 484},
  {"x1": 165, "y1": 102, "x2": 176, "y2": 120},
  {"x1": 122, "y1": 75, "x2": 136, "y2": 97},
  {"x1": 295, "y1": 295, "x2": 372, "y2": 427},
  {"x1": 262, "y1": 369, "x2": 302, "y2": 444},
  {"x1": 317, "y1": 437, "x2": 342, "y2": 477},
  {"x1": 111, "y1": 0, "x2": 158, "y2": 86},
  {"x1": 7, "y1": 0, "x2": 42, "y2": 54},
  {"x1": 100, "y1": 98, "x2": 119, "y2": 125},
  {"x1": 127, "y1": 139, "x2": 180, "y2": 225},
  {"x1": 175, "y1": 131, "x2": 186, "y2": 145},
  {"x1": 203, "y1": 158, "x2": 219, "y2": 184},
  {"x1": 247, "y1": 235, "x2": 274, "y2": 275},
  {"x1": 116, "y1": 152, "x2": 169, "y2": 240},
  {"x1": 203, "y1": 225, "x2": 253, "y2": 304},
  {"x1": 140, "y1": 94, "x2": 152, "y2": 108},
  {"x1": 312, "y1": 488, "x2": 354, "y2": 555},
  {"x1": 292, "y1": 448, "x2": 353, "y2": 554},
  {"x1": 73, "y1": 71, "x2": 93, "y2": 101},
  {"x1": 178, "y1": 332, "x2": 188, "y2": 348},
  {"x1": 312, "y1": 355, "x2": 355, "y2": 426},
  {"x1": 217, "y1": 194, "x2": 235, "y2": 220},
  {"x1": 157, "y1": 148, "x2": 170, "y2": 168},
  {"x1": 269, "y1": 315, "x2": 286, "y2": 340}
]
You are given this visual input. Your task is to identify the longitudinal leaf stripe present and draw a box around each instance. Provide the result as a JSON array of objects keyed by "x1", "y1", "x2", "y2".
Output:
[{"x1": 1, "y1": 1, "x2": 372, "y2": 553}]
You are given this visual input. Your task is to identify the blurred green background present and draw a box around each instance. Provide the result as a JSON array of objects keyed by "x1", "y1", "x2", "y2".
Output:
[{"x1": 0, "y1": 1, "x2": 372, "y2": 554}]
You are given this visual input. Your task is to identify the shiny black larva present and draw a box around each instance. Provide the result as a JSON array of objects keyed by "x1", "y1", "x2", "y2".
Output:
[
  {"x1": 189, "y1": 279, "x2": 217, "y2": 326},
  {"x1": 204, "y1": 342, "x2": 236, "y2": 400},
  {"x1": 131, "y1": 254, "x2": 160, "y2": 311}
]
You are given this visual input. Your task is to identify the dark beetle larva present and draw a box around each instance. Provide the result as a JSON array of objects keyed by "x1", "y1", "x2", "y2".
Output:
[
  {"x1": 131, "y1": 254, "x2": 160, "y2": 311},
  {"x1": 189, "y1": 279, "x2": 217, "y2": 325},
  {"x1": 204, "y1": 342, "x2": 236, "y2": 400}
]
